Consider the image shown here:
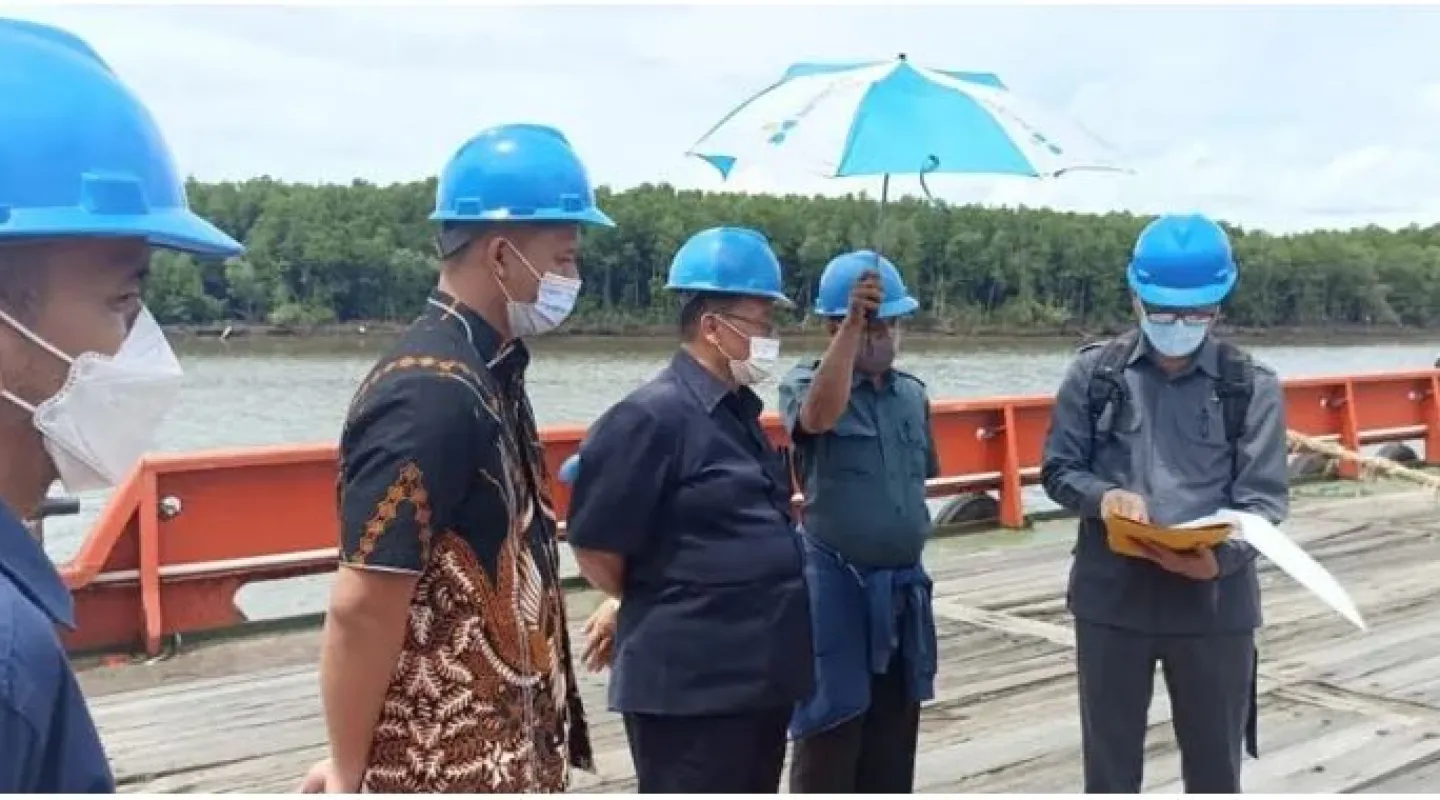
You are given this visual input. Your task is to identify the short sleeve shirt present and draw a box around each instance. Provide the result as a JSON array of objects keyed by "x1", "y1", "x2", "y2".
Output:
[
  {"x1": 778, "y1": 363, "x2": 940, "y2": 568},
  {"x1": 337, "y1": 290, "x2": 590, "y2": 792},
  {"x1": 565, "y1": 351, "x2": 813, "y2": 716}
]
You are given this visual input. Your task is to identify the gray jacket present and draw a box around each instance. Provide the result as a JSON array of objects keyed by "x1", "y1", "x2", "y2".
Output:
[{"x1": 1041, "y1": 334, "x2": 1289, "y2": 635}]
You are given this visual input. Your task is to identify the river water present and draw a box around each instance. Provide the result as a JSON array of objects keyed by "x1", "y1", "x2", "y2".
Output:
[{"x1": 41, "y1": 333, "x2": 1436, "y2": 620}]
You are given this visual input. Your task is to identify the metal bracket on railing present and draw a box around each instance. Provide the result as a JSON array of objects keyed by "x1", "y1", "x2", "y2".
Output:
[
  {"x1": 976, "y1": 426, "x2": 1003, "y2": 440},
  {"x1": 142, "y1": 632, "x2": 184, "y2": 665},
  {"x1": 28, "y1": 495, "x2": 81, "y2": 545},
  {"x1": 158, "y1": 495, "x2": 183, "y2": 521},
  {"x1": 38, "y1": 496, "x2": 82, "y2": 519},
  {"x1": 1321, "y1": 395, "x2": 1348, "y2": 409}
]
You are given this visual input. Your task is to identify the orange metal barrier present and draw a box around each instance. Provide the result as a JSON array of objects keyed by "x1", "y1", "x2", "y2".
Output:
[{"x1": 58, "y1": 368, "x2": 1440, "y2": 656}]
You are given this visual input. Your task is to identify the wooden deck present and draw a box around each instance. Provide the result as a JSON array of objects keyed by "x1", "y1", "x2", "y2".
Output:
[{"x1": 81, "y1": 487, "x2": 1440, "y2": 793}]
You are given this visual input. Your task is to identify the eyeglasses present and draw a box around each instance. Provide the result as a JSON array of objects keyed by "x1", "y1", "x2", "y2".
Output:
[
  {"x1": 717, "y1": 311, "x2": 780, "y2": 338},
  {"x1": 1143, "y1": 307, "x2": 1217, "y2": 326}
]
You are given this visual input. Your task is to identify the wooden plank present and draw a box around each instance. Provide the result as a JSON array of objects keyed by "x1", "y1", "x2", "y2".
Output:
[{"x1": 82, "y1": 489, "x2": 1440, "y2": 793}]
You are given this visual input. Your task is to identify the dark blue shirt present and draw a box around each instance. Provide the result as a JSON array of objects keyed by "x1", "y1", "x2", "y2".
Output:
[
  {"x1": 0, "y1": 502, "x2": 114, "y2": 792},
  {"x1": 567, "y1": 350, "x2": 813, "y2": 716}
]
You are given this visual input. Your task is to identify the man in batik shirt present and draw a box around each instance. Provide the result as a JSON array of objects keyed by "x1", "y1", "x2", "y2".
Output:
[{"x1": 300, "y1": 123, "x2": 613, "y2": 793}]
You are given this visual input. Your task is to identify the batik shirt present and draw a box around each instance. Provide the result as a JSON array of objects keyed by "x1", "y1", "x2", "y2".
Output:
[{"x1": 337, "y1": 290, "x2": 591, "y2": 792}]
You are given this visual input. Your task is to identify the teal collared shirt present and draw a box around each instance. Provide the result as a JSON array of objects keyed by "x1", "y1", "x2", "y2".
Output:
[{"x1": 779, "y1": 362, "x2": 940, "y2": 568}]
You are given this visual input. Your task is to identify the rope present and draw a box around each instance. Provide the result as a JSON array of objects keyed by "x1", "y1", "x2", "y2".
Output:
[{"x1": 1286, "y1": 430, "x2": 1440, "y2": 494}]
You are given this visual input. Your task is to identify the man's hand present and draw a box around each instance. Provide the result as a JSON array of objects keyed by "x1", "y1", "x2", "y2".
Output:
[
  {"x1": 296, "y1": 758, "x2": 358, "y2": 794},
  {"x1": 843, "y1": 269, "x2": 883, "y2": 328},
  {"x1": 581, "y1": 597, "x2": 619, "y2": 673},
  {"x1": 1135, "y1": 542, "x2": 1220, "y2": 581},
  {"x1": 1100, "y1": 488, "x2": 1150, "y2": 524}
]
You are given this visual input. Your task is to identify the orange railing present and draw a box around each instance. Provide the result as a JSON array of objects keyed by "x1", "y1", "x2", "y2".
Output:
[{"x1": 58, "y1": 368, "x2": 1440, "y2": 656}]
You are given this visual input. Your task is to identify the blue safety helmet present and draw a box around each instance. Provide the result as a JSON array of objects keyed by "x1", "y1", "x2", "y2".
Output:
[
  {"x1": 814, "y1": 250, "x2": 919, "y2": 319},
  {"x1": 1127, "y1": 214, "x2": 1237, "y2": 308},
  {"x1": 665, "y1": 226, "x2": 793, "y2": 306},
  {"x1": 430, "y1": 124, "x2": 614, "y2": 228},
  {"x1": 0, "y1": 19, "x2": 242, "y2": 257},
  {"x1": 557, "y1": 453, "x2": 581, "y2": 487}
]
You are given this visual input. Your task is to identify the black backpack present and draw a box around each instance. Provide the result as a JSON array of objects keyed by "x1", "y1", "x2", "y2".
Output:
[{"x1": 1083, "y1": 329, "x2": 1254, "y2": 459}]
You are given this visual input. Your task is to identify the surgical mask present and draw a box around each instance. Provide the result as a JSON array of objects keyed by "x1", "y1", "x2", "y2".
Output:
[
  {"x1": 0, "y1": 307, "x2": 184, "y2": 493},
  {"x1": 712, "y1": 316, "x2": 781, "y2": 386},
  {"x1": 498, "y1": 240, "x2": 581, "y2": 338},
  {"x1": 855, "y1": 328, "x2": 899, "y2": 375},
  {"x1": 1140, "y1": 317, "x2": 1208, "y2": 358}
]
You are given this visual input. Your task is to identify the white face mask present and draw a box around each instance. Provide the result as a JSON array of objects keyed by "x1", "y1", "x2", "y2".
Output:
[
  {"x1": 1140, "y1": 317, "x2": 1209, "y2": 358},
  {"x1": 499, "y1": 240, "x2": 581, "y2": 339},
  {"x1": 714, "y1": 316, "x2": 781, "y2": 386},
  {"x1": 0, "y1": 307, "x2": 184, "y2": 493}
]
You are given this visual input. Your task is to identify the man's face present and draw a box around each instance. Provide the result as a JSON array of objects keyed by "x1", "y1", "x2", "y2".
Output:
[
  {"x1": 0, "y1": 237, "x2": 149, "y2": 407},
  {"x1": 704, "y1": 296, "x2": 778, "y2": 360},
  {"x1": 487, "y1": 223, "x2": 581, "y2": 302}
]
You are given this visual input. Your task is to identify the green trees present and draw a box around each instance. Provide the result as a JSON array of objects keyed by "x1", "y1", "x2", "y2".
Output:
[{"x1": 146, "y1": 177, "x2": 1440, "y2": 333}]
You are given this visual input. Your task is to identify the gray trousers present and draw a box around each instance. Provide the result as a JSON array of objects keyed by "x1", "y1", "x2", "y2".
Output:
[{"x1": 1075, "y1": 620, "x2": 1256, "y2": 794}]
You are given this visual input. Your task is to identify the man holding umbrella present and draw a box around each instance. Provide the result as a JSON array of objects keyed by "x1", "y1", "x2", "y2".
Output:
[
  {"x1": 1040, "y1": 214, "x2": 1288, "y2": 793},
  {"x1": 779, "y1": 251, "x2": 940, "y2": 793},
  {"x1": 566, "y1": 226, "x2": 813, "y2": 793}
]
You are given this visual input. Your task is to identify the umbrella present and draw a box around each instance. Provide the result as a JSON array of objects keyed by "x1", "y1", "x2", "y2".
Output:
[{"x1": 687, "y1": 54, "x2": 1127, "y2": 204}]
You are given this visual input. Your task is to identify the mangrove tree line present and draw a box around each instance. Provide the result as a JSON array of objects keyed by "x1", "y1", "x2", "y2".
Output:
[{"x1": 144, "y1": 178, "x2": 1440, "y2": 333}]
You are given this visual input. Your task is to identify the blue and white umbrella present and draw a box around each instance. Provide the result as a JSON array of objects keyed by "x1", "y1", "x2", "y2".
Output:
[{"x1": 688, "y1": 55, "x2": 1126, "y2": 197}]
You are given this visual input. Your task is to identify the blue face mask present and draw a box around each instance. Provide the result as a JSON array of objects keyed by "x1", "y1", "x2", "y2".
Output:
[{"x1": 1140, "y1": 318, "x2": 1208, "y2": 358}]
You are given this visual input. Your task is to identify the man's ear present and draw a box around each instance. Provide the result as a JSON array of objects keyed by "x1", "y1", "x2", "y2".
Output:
[
  {"x1": 696, "y1": 306, "x2": 722, "y2": 343},
  {"x1": 478, "y1": 234, "x2": 508, "y2": 279}
]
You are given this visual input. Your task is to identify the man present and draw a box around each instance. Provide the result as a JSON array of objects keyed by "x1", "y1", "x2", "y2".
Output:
[
  {"x1": 300, "y1": 124, "x2": 612, "y2": 793},
  {"x1": 0, "y1": 18, "x2": 244, "y2": 791},
  {"x1": 780, "y1": 251, "x2": 940, "y2": 793},
  {"x1": 565, "y1": 226, "x2": 813, "y2": 793},
  {"x1": 1040, "y1": 214, "x2": 1288, "y2": 793}
]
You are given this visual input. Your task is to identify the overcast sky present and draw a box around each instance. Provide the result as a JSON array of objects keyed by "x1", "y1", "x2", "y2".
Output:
[{"x1": 8, "y1": 2, "x2": 1440, "y2": 233}]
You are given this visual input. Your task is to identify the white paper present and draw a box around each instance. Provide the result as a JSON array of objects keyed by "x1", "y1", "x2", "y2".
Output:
[{"x1": 1179, "y1": 509, "x2": 1367, "y2": 631}]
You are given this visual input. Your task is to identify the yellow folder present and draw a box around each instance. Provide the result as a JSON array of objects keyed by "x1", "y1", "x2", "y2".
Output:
[{"x1": 1104, "y1": 515, "x2": 1233, "y2": 559}]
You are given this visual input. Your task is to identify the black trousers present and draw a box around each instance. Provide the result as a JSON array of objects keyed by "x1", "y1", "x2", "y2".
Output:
[
  {"x1": 789, "y1": 661, "x2": 922, "y2": 793},
  {"x1": 1075, "y1": 620, "x2": 1256, "y2": 794},
  {"x1": 622, "y1": 707, "x2": 791, "y2": 793}
]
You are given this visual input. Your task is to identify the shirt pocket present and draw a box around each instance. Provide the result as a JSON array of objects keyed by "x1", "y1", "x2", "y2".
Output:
[
  {"x1": 822, "y1": 413, "x2": 883, "y2": 479},
  {"x1": 1170, "y1": 392, "x2": 1233, "y2": 476},
  {"x1": 895, "y1": 404, "x2": 931, "y2": 480}
]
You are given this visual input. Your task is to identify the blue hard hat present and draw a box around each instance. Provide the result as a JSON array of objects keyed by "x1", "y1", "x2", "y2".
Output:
[
  {"x1": 0, "y1": 19, "x2": 242, "y2": 257},
  {"x1": 430, "y1": 124, "x2": 614, "y2": 227},
  {"x1": 665, "y1": 226, "x2": 793, "y2": 306},
  {"x1": 557, "y1": 453, "x2": 581, "y2": 487},
  {"x1": 814, "y1": 250, "x2": 919, "y2": 319},
  {"x1": 1127, "y1": 214, "x2": 1237, "y2": 308}
]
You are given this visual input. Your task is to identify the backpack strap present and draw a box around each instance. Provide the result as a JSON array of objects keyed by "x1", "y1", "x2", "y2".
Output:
[
  {"x1": 1212, "y1": 340, "x2": 1255, "y2": 445},
  {"x1": 1084, "y1": 330, "x2": 1141, "y2": 465},
  {"x1": 1082, "y1": 332, "x2": 1255, "y2": 476}
]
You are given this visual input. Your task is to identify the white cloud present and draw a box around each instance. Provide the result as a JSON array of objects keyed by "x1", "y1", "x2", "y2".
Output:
[{"x1": 4, "y1": 3, "x2": 1438, "y2": 233}]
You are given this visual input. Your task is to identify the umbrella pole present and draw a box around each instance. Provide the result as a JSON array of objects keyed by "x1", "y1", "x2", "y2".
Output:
[
  {"x1": 866, "y1": 174, "x2": 891, "y2": 321},
  {"x1": 876, "y1": 173, "x2": 891, "y2": 236}
]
